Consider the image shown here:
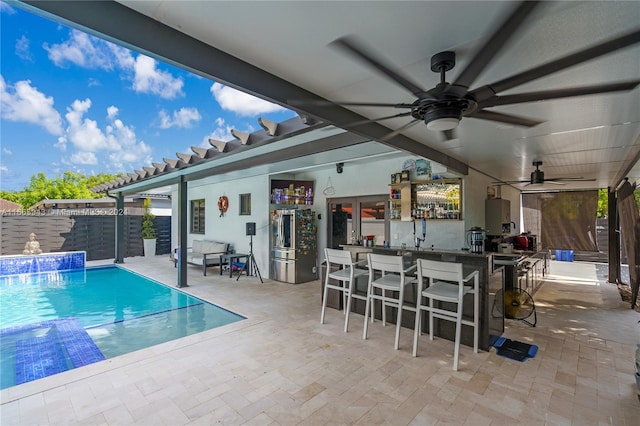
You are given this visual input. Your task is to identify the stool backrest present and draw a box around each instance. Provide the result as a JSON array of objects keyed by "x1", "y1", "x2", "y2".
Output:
[
  {"x1": 417, "y1": 258, "x2": 463, "y2": 283},
  {"x1": 324, "y1": 248, "x2": 354, "y2": 267},
  {"x1": 367, "y1": 253, "x2": 404, "y2": 275}
]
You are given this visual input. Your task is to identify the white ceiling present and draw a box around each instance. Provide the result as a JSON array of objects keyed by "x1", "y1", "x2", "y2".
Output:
[{"x1": 21, "y1": 0, "x2": 640, "y2": 192}]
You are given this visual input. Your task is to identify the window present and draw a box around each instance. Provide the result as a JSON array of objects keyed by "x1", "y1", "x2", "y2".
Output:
[
  {"x1": 239, "y1": 193, "x2": 251, "y2": 215},
  {"x1": 191, "y1": 199, "x2": 205, "y2": 234}
]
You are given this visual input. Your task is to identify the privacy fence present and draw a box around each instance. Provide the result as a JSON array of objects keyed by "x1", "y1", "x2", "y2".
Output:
[{"x1": 0, "y1": 214, "x2": 171, "y2": 261}]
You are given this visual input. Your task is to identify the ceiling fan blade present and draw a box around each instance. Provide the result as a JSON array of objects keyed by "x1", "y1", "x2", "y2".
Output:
[
  {"x1": 468, "y1": 110, "x2": 544, "y2": 127},
  {"x1": 478, "y1": 80, "x2": 640, "y2": 108},
  {"x1": 541, "y1": 181, "x2": 566, "y2": 185},
  {"x1": 491, "y1": 180, "x2": 529, "y2": 184},
  {"x1": 545, "y1": 177, "x2": 597, "y2": 182},
  {"x1": 474, "y1": 28, "x2": 640, "y2": 98},
  {"x1": 452, "y1": 2, "x2": 539, "y2": 89},
  {"x1": 442, "y1": 129, "x2": 458, "y2": 141},
  {"x1": 288, "y1": 99, "x2": 414, "y2": 108},
  {"x1": 379, "y1": 119, "x2": 421, "y2": 142},
  {"x1": 331, "y1": 36, "x2": 430, "y2": 98}
]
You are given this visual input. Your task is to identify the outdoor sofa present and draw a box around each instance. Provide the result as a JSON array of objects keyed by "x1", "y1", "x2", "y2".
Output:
[{"x1": 171, "y1": 240, "x2": 231, "y2": 276}]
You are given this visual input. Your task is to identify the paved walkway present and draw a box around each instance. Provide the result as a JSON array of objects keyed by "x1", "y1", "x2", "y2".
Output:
[{"x1": 1, "y1": 256, "x2": 639, "y2": 425}]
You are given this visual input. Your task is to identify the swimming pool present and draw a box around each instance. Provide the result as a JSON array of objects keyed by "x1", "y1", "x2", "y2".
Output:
[{"x1": 0, "y1": 265, "x2": 245, "y2": 389}]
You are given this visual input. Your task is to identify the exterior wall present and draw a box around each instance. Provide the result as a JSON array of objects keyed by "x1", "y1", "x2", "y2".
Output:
[
  {"x1": 169, "y1": 153, "x2": 523, "y2": 279},
  {"x1": 171, "y1": 175, "x2": 271, "y2": 277}
]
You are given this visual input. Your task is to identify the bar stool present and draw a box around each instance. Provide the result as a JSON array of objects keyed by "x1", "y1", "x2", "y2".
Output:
[
  {"x1": 321, "y1": 248, "x2": 369, "y2": 332},
  {"x1": 412, "y1": 258, "x2": 479, "y2": 371},
  {"x1": 363, "y1": 253, "x2": 417, "y2": 350}
]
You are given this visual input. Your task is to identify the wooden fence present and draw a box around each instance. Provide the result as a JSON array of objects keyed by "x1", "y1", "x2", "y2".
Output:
[{"x1": 0, "y1": 215, "x2": 171, "y2": 261}]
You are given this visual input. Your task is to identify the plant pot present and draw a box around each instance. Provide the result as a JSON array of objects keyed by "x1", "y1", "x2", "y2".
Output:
[{"x1": 143, "y1": 238, "x2": 157, "y2": 258}]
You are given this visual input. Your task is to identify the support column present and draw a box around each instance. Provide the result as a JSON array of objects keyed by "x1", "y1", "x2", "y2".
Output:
[
  {"x1": 607, "y1": 187, "x2": 620, "y2": 283},
  {"x1": 177, "y1": 176, "x2": 188, "y2": 287},
  {"x1": 115, "y1": 193, "x2": 125, "y2": 264}
]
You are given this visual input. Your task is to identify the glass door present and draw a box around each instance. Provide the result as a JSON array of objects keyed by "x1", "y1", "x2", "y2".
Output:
[
  {"x1": 328, "y1": 200, "x2": 353, "y2": 249},
  {"x1": 327, "y1": 195, "x2": 388, "y2": 249}
]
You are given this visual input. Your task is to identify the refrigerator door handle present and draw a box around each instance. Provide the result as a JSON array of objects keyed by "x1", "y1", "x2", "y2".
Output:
[{"x1": 277, "y1": 213, "x2": 284, "y2": 247}]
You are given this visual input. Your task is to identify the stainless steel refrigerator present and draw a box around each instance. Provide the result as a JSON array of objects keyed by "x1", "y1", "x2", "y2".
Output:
[{"x1": 270, "y1": 208, "x2": 318, "y2": 283}]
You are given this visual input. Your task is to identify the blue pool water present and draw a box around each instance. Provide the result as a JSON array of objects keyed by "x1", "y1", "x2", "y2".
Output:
[{"x1": 0, "y1": 266, "x2": 245, "y2": 389}]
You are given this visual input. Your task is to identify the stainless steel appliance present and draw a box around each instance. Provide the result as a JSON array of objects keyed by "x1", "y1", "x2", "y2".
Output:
[
  {"x1": 270, "y1": 209, "x2": 318, "y2": 283},
  {"x1": 467, "y1": 227, "x2": 486, "y2": 254},
  {"x1": 485, "y1": 199, "x2": 511, "y2": 236}
]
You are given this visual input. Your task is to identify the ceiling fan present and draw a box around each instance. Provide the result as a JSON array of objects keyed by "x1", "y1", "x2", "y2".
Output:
[
  {"x1": 290, "y1": 2, "x2": 640, "y2": 141},
  {"x1": 493, "y1": 161, "x2": 596, "y2": 186}
]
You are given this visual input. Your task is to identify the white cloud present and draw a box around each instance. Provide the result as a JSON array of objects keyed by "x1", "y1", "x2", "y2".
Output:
[
  {"x1": 108, "y1": 141, "x2": 151, "y2": 170},
  {"x1": 15, "y1": 35, "x2": 33, "y2": 61},
  {"x1": 65, "y1": 99, "x2": 109, "y2": 152},
  {"x1": 199, "y1": 117, "x2": 234, "y2": 148},
  {"x1": 2, "y1": 148, "x2": 12, "y2": 155},
  {"x1": 106, "y1": 105, "x2": 118, "y2": 120},
  {"x1": 44, "y1": 30, "x2": 183, "y2": 99},
  {"x1": 44, "y1": 30, "x2": 114, "y2": 70},
  {"x1": 158, "y1": 107, "x2": 201, "y2": 129},
  {"x1": 61, "y1": 99, "x2": 152, "y2": 170},
  {"x1": 70, "y1": 151, "x2": 98, "y2": 165},
  {"x1": 210, "y1": 82, "x2": 286, "y2": 116},
  {"x1": 133, "y1": 55, "x2": 184, "y2": 99},
  {"x1": 55, "y1": 136, "x2": 67, "y2": 152},
  {"x1": 0, "y1": 76, "x2": 63, "y2": 135}
]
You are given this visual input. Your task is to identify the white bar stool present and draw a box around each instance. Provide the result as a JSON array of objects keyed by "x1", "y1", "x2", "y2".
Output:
[
  {"x1": 321, "y1": 248, "x2": 369, "y2": 332},
  {"x1": 363, "y1": 253, "x2": 417, "y2": 350},
  {"x1": 412, "y1": 258, "x2": 479, "y2": 371}
]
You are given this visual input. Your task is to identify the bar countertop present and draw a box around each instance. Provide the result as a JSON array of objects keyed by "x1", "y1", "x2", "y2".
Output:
[{"x1": 340, "y1": 244, "x2": 539, "y2": 259}]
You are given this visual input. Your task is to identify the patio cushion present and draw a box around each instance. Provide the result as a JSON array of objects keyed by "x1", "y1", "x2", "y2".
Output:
[{"x1": 187, "y1": 240, "x2": 229, "y2": 266}]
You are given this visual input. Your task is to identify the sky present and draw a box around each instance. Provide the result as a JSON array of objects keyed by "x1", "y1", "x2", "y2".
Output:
[{"x1": 0, "y1": 1, "x2": 297, "y2": 192}]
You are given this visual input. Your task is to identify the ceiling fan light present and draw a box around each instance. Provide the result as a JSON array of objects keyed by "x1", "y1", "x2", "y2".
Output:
[
  {"x1": 425, "y1": 105, "x2": 462, "y2": 131},
  {"x1": 426, "y1": 117, "x2": 460, "y2": 131}
]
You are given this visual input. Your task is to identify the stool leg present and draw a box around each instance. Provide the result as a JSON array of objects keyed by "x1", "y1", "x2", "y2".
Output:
[
  {"x1": 394, "y1": 297, "x2": 403, "y2": 350},
  {"x1": 344, "y1": 286, "x2": 353, "y2": 333},
  {"x1": 453, "y1": 307, "x2": 462, "y2": 371},
  {"x1": 473, "y1": 276, "x2": 479, "y2": 353},
  {"x1": 320, "y1": 274, "x2": 330, "y2": 325},
  {"x1": 428, "y1": 297, "x2": 434, "y2": 340},
  {"x1": 412, "y1": 304, "x2": 421, "y2": 357},
  {"x1": 363, "y1": 289, "x2": 372, "y2": 340}
]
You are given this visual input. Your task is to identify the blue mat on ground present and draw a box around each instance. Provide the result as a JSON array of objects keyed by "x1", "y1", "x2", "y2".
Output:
[{"x1": 491, "y1": 337, "x2": 538, "y2": 362}]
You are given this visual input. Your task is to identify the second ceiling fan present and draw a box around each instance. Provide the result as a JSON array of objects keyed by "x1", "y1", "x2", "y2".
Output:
[
  {"x1": 291, "y1": 2, "x2": 640, "y2": 141},
  {"x1": 495, "y1": 161, "x2": 596, "y2": 186}
]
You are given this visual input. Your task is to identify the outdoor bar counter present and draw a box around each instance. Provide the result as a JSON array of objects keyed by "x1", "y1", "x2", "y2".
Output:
[{"x1": 329, "y1": 245, "x2": 505, "y2": 351}]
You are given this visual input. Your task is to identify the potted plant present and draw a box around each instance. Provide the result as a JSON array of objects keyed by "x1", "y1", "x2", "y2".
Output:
[{"x1": 141, "y1": 197, "x2": 157, "y2": 257}]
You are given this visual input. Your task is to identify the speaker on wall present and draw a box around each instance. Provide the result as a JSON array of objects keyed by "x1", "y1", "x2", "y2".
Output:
[{"x1": 246, "y1": 222, "x2": 256, "y2": 236}]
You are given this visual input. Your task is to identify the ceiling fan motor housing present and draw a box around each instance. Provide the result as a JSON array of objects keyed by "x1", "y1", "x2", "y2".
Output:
[{"x1": 531, "y1": 169, "x2": 545, "y2": 184}]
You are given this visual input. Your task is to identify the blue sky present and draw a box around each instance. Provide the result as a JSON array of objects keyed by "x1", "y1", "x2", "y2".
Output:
[{"x1": 0, "y1": 1, "x2": 296, "y2": 191}]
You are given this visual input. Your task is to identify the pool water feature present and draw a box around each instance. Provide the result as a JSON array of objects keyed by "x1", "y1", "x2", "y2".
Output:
[
  {"x1": 0, "y1": 266, "x2": 245, "y2": 389},
  {"x1": 0, "y1": 251, "x2": 86, "y2": 276}
]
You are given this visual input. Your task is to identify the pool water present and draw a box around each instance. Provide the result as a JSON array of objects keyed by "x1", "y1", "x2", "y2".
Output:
[{"x1": 0, "y1": 266, "x2": 244, "y2": 389}]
